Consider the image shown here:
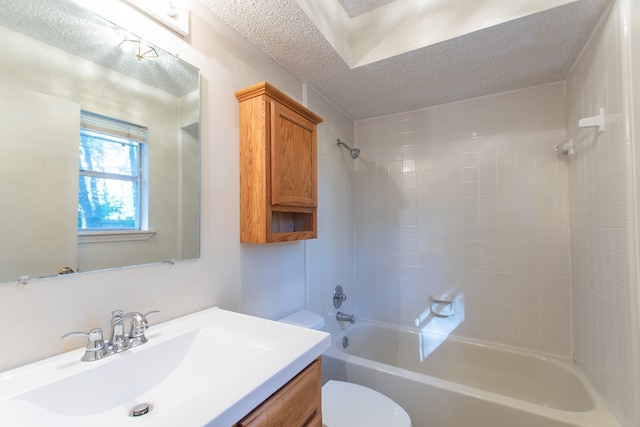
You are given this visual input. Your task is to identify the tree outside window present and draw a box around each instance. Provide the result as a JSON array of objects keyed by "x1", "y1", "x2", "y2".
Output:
[{"x1": 78, "y1": 112, "x2": 147, "y2": 230}]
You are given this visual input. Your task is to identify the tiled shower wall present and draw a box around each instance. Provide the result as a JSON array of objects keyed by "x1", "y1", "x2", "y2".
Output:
[
  {"x1": 566, "y1": 1, "x2": 639, "y2": 425},
  {"x1": 354, "y1": 82, "x2": 571, "y2": 356}
]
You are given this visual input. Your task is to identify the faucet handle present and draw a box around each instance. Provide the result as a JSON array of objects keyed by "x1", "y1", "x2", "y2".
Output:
[
  {"x1": 62, "y1": 328, "x2": 104, "y2": 343},
  {"x1": 62, "y1": 328, "x2": 111, "y2": 362},
  {"x1": 124, "y1": 310, "x2": 160, "y2": 347}
]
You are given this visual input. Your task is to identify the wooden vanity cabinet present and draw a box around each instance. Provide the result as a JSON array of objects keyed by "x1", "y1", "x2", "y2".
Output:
[
  {"x1": 235, "y1": 82, "x2": 323, "y2": 243},
  {"x1": 235, "y1": 358, "x2": 322, "y2": 427}
]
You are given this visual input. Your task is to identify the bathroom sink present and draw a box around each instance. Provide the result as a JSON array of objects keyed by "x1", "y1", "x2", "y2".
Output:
[{"x1": 0, "y1": 307, "x2": 330, "y2": 426}]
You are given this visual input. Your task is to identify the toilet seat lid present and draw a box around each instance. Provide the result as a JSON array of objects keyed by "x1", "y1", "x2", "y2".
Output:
[{"x1": 322, "y1": 380, "x2": 411, "y2": 427}]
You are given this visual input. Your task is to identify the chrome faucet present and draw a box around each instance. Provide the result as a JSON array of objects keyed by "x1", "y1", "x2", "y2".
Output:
[
  {"x1": 336, "y1": 311, "x2": 356, "y2": 323},
  {"x1": 121, "y1": 310, "x2": 159, "y2": 347},
  {"x1": 61, "y1": 328, "x2": 110, "y2": 362},
  {"x1": 108, "y1": 310, "x2": 128, "y2": 352},
  {"x1": 63, "y1": 309, "x2": 159, "y2": 362}
]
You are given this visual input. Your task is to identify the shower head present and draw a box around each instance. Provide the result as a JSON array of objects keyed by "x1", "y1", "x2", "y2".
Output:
[{"x1": 337, "y1": 138, "x2": 360, "y2": 159}]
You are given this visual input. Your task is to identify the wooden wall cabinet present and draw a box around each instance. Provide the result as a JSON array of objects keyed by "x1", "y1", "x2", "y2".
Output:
[
  {"x1": 235, "y1": 358, "x2": 322, "y2": 427},
  {"x1": 235, "y1": 82, "x2": 323, "y2": 243}
]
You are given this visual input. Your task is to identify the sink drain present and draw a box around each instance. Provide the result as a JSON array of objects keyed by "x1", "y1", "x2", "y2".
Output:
[
  {"x1": 129, "y1": 403, "x2": 154, "y2": 417},
  {"x1": 342, "y1": 336, "x2": 349, "y2": 349}
]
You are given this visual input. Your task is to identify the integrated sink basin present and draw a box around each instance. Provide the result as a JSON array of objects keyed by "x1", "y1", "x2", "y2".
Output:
[{"x1": 0, "y1": 307, "x2": 330, "y2": 426}]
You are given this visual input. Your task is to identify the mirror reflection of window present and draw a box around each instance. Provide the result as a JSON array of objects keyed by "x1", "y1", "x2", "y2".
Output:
[
  {"x1": 78, "y1": 111, "x2": 148, "y2": 231},
  {"x1": 0, "y1": 0, "x2": 200, "y2": 282}
]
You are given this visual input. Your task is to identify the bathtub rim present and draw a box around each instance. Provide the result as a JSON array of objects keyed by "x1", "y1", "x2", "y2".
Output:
[
  {"x1": 323, "y1": 319, "x2": 620, "y2": 427},
  {"x1": 332, "y1": 318, "x2": 576, "y2": 365}
]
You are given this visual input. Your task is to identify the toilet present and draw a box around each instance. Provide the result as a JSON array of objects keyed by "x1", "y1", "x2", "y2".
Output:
[{"x1": 279, "y1": 311, "x2": 412, "y2": 427}]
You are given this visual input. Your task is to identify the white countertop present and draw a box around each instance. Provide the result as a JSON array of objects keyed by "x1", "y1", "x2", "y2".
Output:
[{"x1": 0, "y1": 307, "x2": 331, "y2": 426}]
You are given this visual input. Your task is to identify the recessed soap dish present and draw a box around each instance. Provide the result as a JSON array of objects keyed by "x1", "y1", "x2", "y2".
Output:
[{"x1": 431, "y1": 295, "x2": 455, "y2": 318}]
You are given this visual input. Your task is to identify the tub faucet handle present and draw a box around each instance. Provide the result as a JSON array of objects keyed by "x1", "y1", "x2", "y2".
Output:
[{"x1": 333, "y1": 285, "x2": 347, "y2": 308}]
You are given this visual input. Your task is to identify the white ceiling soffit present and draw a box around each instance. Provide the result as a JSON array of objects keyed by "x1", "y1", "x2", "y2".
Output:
[
  {"x1": 296, "y1": 0, "x2": 578, "y2": 68},
  {"x1": 201, "y1": 0, "x2": 613, "y2": 120},
  {"x1": 337, "y1": 0, "x2": 398, "y2": 18}
]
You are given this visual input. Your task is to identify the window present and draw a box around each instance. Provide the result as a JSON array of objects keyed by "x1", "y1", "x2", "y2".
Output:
[{"x1": 78, "y1": 111, "x2": 148, "y2": 230}]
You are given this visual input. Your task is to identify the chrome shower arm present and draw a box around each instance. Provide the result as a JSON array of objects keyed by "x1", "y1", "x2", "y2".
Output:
[{"x1": 337, "y1": 138, "x2": 360, "y2": 159}]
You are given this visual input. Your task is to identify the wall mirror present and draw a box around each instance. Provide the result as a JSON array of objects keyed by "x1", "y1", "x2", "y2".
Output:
[{"x1": 0, "y1": 0, "x2": 200, "y2": 283}]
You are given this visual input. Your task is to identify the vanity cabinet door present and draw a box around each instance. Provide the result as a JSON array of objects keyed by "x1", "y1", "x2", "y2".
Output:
[{"x1": 236, "y1": 358, "x2": 322, "y2": 427}]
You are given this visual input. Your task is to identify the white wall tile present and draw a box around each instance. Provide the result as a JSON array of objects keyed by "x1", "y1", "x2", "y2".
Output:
[
  {"x1": 566, "y1": 1, "x2": 640, "y2": 425},
  {"x1": 355, "y1": 82, "x2": 571, "y2": 355}
]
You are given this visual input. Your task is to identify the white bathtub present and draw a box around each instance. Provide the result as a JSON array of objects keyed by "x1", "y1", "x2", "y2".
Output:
[{"x1": 321, "y1": 321, "x2": 619, "y2": 427}]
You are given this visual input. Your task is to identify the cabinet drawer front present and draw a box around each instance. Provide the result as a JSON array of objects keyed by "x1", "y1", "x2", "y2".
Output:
[{"x1": 237, "y1": 359, "x2": 322, "y2": 427}]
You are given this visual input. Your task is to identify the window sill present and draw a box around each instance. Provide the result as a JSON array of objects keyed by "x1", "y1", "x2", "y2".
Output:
[{"x1": 78, "y1": 230, "x2": 156, "y2": 244}]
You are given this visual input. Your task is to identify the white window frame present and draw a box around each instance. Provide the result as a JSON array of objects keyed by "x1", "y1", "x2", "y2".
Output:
[{"x1": 78, "y1": 111, "x2": 151, "y2": 240}]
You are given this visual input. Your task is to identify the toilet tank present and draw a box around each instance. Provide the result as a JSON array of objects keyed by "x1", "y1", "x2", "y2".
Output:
[{"x1": 279, "y1": 310, "x2": 325, "y2": 330}]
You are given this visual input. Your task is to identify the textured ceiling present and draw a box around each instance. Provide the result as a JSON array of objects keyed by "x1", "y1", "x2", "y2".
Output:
[
  {"x1": 201, "y1": 0, "x2": 612, "y2": 120},
  {"x1": 0, "y1": 0, "x2": 198, "y2": 97}
]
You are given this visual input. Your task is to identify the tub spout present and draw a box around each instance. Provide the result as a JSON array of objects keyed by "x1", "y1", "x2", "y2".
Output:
[{"x1": 336, "y1": 311, "x2": 356, "y2": 323}]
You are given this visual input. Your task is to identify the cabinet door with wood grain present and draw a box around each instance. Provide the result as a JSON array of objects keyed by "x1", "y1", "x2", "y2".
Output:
[
  {"x1": 236, "y1": 82, "x2": 322, "y2": 243},
  {"x1": 236, "y1": 359, "x2": 322, "y2": 427},
  {"x1": 270, "y1": 100, "x2": 317, "y2": 208}
]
